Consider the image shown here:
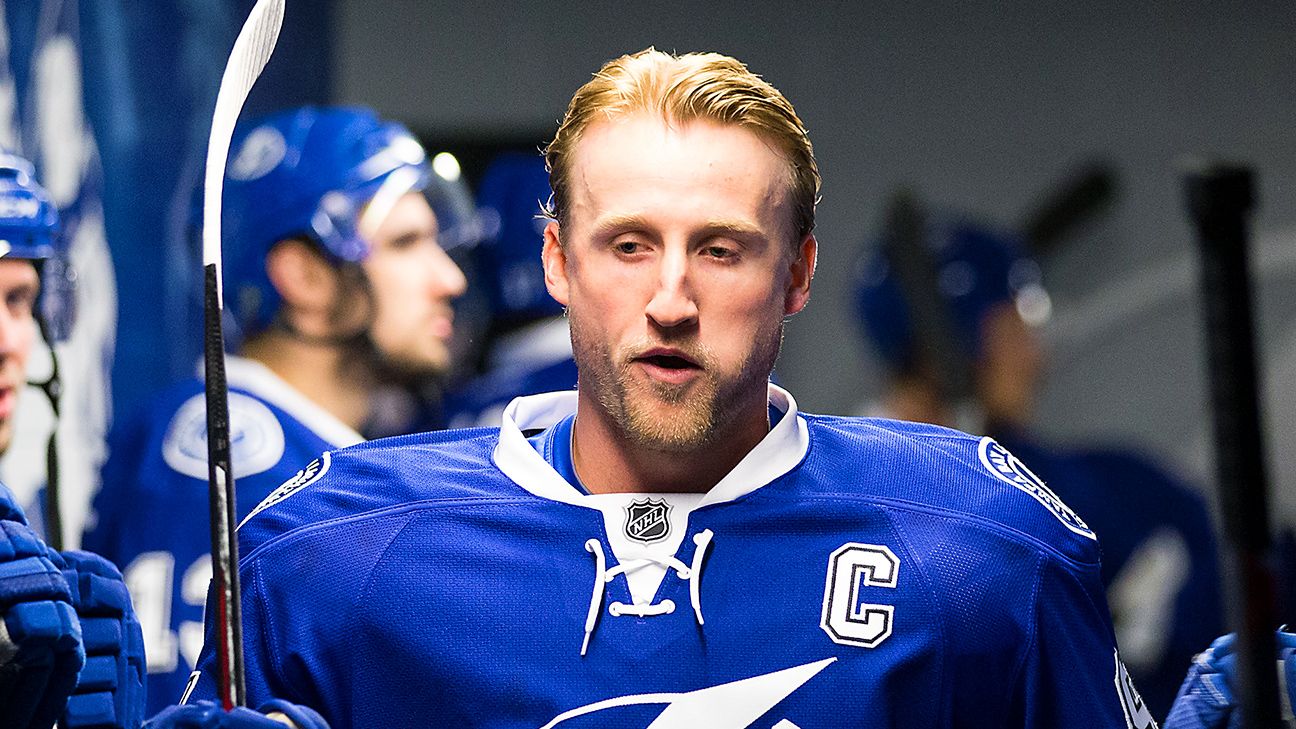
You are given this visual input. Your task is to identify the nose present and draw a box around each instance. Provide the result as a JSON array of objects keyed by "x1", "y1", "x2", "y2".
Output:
[
  {"x1": 644, "y1": 247, "x2": 698, "y2": 330},
  {"x1": 0, "y1": 305, "x2": 20, "y2": 359},
  {"x1": 429, "y1": 245, "x2": 468, "y2": 300}
]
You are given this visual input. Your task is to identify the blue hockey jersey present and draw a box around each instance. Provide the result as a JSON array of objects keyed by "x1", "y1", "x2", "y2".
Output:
[
  {"x1": 191, "y1": 386, "x2": 1155, "y2": 727},
  {"x1": 995, "y1": 431, "x2": 1222, "y2": 717},
  {"x1": 84, "y1": 356, "x2": 363, "y2": 715}
]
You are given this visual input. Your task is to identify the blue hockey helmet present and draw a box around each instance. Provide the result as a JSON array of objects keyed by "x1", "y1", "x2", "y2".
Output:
[
  {"x1": 0, "y1": 150, "x2": 72, "y2": 341},
  {"x1": 853, "y1": 214, "x2": 1051, "y2": 372},
  {"x1": 473, "y1": 151, "x2": 563, "y2": 325},
  {"x1": 214, "y1": 106, "x2": 480, "y2": 338}
]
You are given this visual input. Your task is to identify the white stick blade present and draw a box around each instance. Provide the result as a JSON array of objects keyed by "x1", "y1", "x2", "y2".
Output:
[{"x1": 201, "y1": 0, "x2": 286, "y2": 304}]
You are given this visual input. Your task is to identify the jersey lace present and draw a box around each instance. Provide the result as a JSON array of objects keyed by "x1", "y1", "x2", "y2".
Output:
[{"x1": 581, "y1": 529, "x2": 714, "y2": 656}]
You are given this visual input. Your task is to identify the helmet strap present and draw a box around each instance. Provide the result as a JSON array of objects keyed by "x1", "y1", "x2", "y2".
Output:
[{"x1": 26, "y1": 315, "x2": 64, "y2": 550}]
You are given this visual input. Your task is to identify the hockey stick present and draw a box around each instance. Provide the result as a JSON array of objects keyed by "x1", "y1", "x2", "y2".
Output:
[
  {"x1": 1019, "y1": 161, "x2": 1117, "y2": 255},
  {"x1": 1184, "y1": 162, "x2": 1281, "y2": 728},
  {"x1": 880, "y1": 190, "x2": 978, "y2": 428},
  {"x1": 202, "y1": 0, "x2": 285, "y2": 710},
  {"x1": 32, "y1": 318, "x2": 64, "y2": 551}
]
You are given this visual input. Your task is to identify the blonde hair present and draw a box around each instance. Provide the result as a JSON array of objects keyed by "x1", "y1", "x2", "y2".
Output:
[{"x1": 544, "y1": 48, "x2": 819, "y2": 240}]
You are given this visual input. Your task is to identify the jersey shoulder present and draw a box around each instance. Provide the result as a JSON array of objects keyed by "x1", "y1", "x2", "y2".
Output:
[
  {"x1": 101, "y1": 376, "x2": 326, "y2": 491},
  {"x1": 800, "y1": 414, "x2": 1099, "y2": 565},
  {"x1": 235, "y1": 427, "x2": 513, "y2": 557}
]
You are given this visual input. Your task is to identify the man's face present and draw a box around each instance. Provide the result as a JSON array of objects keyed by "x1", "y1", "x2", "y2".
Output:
[
  {"x1": 976, "y1": 302, "x2": 1046, "y2": 429},
  {"x1": 360, "y1": 192, "x2": 468, "y2": 377},
  {"x1": 0, "y1": 259, "x2": 39, "y2": 454},
  {"x1": 543, "y1": 114, "x2": 815, "y2": 451}
]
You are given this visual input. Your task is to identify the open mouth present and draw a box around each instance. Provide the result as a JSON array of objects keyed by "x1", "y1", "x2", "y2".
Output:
[{"x1": 639, "y1": 353, "x2": 699, "y2": 370}]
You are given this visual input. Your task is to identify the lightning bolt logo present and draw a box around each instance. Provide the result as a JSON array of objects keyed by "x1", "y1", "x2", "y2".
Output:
[{"x1": 540, "y1": 657, "x2": 835, "y2": 729}]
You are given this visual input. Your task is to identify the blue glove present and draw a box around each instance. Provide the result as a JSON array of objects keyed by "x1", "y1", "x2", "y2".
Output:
[
  {"x1": 145, "y1": 700, "x2": 330, "y2": 729},
  {"x1": 0, "y1": 517, "x2": 85, "y2": 729},
  {"x1": 1164, "y1": 630, "x2": 1296, "y2": 728},
  {"x1": 59, "y1": 549, "x2": 147, "y2": 729}
]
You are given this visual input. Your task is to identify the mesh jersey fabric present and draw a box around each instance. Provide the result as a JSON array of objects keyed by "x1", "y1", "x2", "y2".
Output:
[{"x1": 188, "y1": 388, "x2": 1151, "y2": 728}]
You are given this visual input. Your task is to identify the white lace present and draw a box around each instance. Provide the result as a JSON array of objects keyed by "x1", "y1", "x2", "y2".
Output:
[{"x1": 581, "y1": 529, "x2": 714, "y2": 656}]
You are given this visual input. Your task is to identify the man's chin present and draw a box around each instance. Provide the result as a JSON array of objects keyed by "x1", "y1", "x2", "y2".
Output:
[
  {"x1": 377, "y1": 348, "x2": 451, "y2": 383},
  {"x1": 0, "y1": 421, "x2": 14, "y2": 458},
  {"x1": 620, "y1": 391, "x2": 717, "y2": 452}
]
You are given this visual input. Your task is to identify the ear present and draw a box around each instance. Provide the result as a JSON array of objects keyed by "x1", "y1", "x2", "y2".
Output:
[
  {"x1": 541, "y1": 220, "x2": 571, "y2": 306},
  {"x1": 265, "y1": 239, "x2": 337, "y2": 318},
  {"x1": 783, "y1": 233, "x2": 817, "y2": 316}
]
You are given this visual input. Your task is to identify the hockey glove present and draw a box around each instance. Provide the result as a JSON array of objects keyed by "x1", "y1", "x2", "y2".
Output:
[
  {"x1": 144, "y1": 700, "x2": 330, "y2": 729},
  {"x1": 0, "y1": 516, "x2": 84, "y2": 729},
  {"x1": 1164, "y1": 630, "x2": 1296, "y2": 729},
  {"x1": 59, "y1": 549, "x2": 147, "y2": 729}
]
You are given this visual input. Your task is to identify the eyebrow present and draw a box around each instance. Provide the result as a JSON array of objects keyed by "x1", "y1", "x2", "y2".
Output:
[
  {"x1": 589, "y1": 214, "x2": 768, "y2": 242},
  {"x1": 383, "y1": 222, "x2": 440, "y2": 248}
]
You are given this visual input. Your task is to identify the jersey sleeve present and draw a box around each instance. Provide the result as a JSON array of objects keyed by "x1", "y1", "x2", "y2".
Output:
[
  {"x1": 1015, "y1": 552, "x2": 1158, "y2": 728},
  {"x1": 186, "y1": 455, "x2": 421, "y2": 721},
  {"x1": 188, "y1": 558, "x2": 295, "y2": 709}
]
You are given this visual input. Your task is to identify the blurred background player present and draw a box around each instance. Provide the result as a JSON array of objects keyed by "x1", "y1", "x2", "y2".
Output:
[
  {"x1": 443, "y1": 150, "x2": 576, "y2": 428},
  {"x1": 82, "y1": 105, "x2": 476, "y2": 715},
  {"x1": 1164, "y1": 629, "x2": 1296, "y2": 727},
  {"x1": 0, "y1": 150, "x2": 144, "y2": 729},
  {"x1": 852, "y1": 199, "x2": 1223, "y2": 716}
]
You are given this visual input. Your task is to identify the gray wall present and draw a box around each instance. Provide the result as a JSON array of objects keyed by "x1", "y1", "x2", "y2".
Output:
[{"x1": 335, "y1": 2, "x2": 1296, "y2": 519}]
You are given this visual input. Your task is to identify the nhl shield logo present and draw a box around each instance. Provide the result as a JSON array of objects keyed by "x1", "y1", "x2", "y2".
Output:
[{"x1": 624, "y1": 498, "x2": 672, "y2": 544}]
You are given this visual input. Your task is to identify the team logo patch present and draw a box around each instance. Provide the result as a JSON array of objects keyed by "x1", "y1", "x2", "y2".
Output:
[
  {"x1": 239, "y1": 452, "x2": 330, "y2": 529},
  {"x1": 541, "y1": 657, "x2": 834, "y2": 729},
  {"x1": 624, "y1": 498, "x2": 672, "y2": 544},
  {"x1": 228, "y1": 125, "x2": 286, "y2": 180},
  {"x1": 163, "y1": 392, "x2": 286, "y2": 481},
  {"x1": 977, "y1": 437, "x2": 1095, "y2": 540}
]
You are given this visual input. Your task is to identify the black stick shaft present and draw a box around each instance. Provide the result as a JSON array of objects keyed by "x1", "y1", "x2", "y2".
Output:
[
  {"x1": 1185, "y1": 163, "x2": 1279, "y2": 728},
  {"x1": 36, "y1": 317, "x2": 64, "y2": 551},
  {"x1": 203, "y1": 263, "x2": 245, "y2": 709},
  {"x1": 43, "y1": 422, "x2": 61, "y2": 551},
  {"x1": 883, "y1": 191, "x2": 975, "y2": 405}
]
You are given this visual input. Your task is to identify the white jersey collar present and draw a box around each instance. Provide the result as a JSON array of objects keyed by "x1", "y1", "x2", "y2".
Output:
[
  {"x1": 219, "y1": 356, "x2": 365, "y2": 448},
  {"x1": 493, "y1": 383, "x2": 809, "y2": 508}
]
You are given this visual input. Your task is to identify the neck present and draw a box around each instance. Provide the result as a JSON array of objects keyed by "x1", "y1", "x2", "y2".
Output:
[
  {"x1": 884, "y1": 376, "x2": 955, "y2": 428},
  {"x1": 241, "y1": 331, "x2": 376, "y2": 431},
  {"x1": 570, "y1": 385, "x2": 771, "y2": 495}
]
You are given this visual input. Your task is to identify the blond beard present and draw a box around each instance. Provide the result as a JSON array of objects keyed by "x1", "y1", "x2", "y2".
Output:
[{"x1": 572, "y1": 319, "x2": 784, "y2": 453}]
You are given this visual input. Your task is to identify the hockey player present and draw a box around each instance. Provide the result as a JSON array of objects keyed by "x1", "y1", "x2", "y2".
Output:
[
  {"x1": 443, "y1": 151, "x2": 577, "y2": 428},
  {"x1": 165, "y1": 49, "x2": 1155, "y2": 727},
  {"x1": 853, "y1": 212, "x2": 1223, "y2": 716},
  {"x1": 83, "y1": 106, "x2": 473, "y2": 715},
  {"x1": 0, "y1": 151, "x2": 145, "y2": 729}
]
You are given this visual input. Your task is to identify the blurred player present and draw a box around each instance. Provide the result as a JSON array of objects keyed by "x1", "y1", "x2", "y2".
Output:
[
  {"x1": 1164, "y1": 629, "x2": 1296, "y2": 727},
  {"x1": 83, "y1": 106, "x2": 473, "y2": 715},
  {"x1": 0, "y1": 151, "x2": 144, "y2": 729},
  {"x1": 443, "y1": 151, "x2": 576, "y2": 428},
  {"x1": 162, "y1": 49, "x2": 1153, "y2": 727},
  {"x1": 853, "y1": 211, "x2": 1223, "y2": 715}
]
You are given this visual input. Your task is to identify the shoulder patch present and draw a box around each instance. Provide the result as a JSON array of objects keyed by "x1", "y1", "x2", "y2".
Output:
[
  {"x1": 977, "y1": 437, "x2": 1095, "y2": 540},
  {"x1": 163, "y1": 392, "x2": 286, "y2": 481},
  {"x1": 239, "y1": 451, "x2": 330, "y2": 529}
]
